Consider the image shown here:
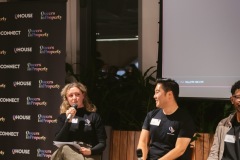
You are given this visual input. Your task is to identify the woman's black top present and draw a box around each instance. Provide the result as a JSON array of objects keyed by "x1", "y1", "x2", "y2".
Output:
[{"x1": 54, "y1": 107, "x2": 107, "y2": 155}]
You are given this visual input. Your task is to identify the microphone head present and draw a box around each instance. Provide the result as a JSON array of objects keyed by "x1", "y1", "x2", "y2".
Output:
[
  {"x1": 72, "y1": 104, "x2": 78, "y2": 109},
  {"x1": 136, "y1": 148, "x2": 142, "y2": 157}
]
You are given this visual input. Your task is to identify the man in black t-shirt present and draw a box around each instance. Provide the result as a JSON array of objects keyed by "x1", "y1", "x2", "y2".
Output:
[{"x1": 137, "y1": 78, "x2": 196, "y2": 160}]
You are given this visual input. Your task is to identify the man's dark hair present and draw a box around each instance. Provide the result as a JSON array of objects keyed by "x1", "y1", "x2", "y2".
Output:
[
  {"x1": 156, "y1": 78, "x2": 179, "y2": 100},
  {"x1": 231, "y1": 80, "x2": 240, "y2": 95}
]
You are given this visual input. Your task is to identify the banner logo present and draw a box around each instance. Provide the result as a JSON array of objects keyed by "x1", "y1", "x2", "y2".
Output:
[
  {"x1": 12, "y1": 149, "x2": 30, "y2": 155},
  {"x1": 13, "y1": 115, "x2": 31, "y2": 121},
  {"x1": 26, "y1": 97, "x2": 47, "y2": 106},
  {"x1": 28, "y1": 29, "x2": 48, "y2": 38},
  {"x1": 0, "y1": 131, "x2": 19, "y2": 137},
  {"x1": 0, "y1": 84, "x2": 6, "y2": 88},
  {"x1": 0, "y1": 50, "x2": 6, "y2": 55},
  {"x1": 0, "y1": 64, "x2": 20, "y2": 69},
  {"x1": 13, "y1": 81, "x2": 32, "y2": 87},
  {"x1": 0, "y1": 17, "x2": 6, "y2": 22},
  {"x1": 26, "y1": 131, "x2": 46, "y2": 141},
  {"x1": 41, "y1": 11, "x2": 62, "y2": 20},
  {"x1": 38, "y1": 114, "x2": 57, "y2": 124},
  {"x1": 40, "y1": 45, "x2": 61, "y2": 55},
  {"x1": 15, "y1": 13, "x2": 33, "y2": 19},
  {"x1": 39, "y1": 80, "x2": 60, "y2": 89},
  {"x1": 14, "y1": 47, "x2": 32, "y2": 53},
  {"x1": 0, "y1": 117, "x2": 5, "y2": 122},
  {"x1": 0, "y1": 98, "x2": 19, "y2": 103},
  {"x1": 27, "y1": 63, "x2": 48, "y2": 72},
  {"x1": 0, "y1": 30, "x2": 21, "y2": 36},
  {"x1": 37, "y1": 149, "x2": 52, "y2": 158}
]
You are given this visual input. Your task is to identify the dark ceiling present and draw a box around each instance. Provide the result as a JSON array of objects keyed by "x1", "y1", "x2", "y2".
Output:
[{"x1": 95, "y1": 0, "x2": 138, "y2": 39}]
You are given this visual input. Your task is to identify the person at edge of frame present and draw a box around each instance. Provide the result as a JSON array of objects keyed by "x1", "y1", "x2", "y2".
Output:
[{"x1": 207, "y1": 80, "x2": 240, "y2": 160}]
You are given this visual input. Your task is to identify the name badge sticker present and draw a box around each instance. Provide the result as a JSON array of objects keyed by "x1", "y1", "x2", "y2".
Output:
[
  {"x1": 72, "y1": 118, "x2": 78, "y2": 124},
  {"x1": 224, "y1": 134, "x2": 236, "y2": 143},
  {"x1": 150, "y1": 118, "x2": 161, "y2": 126}
]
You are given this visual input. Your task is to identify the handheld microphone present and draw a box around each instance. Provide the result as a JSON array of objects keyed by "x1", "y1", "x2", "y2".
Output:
[
  {"x1": 65, "y1": 104, "x2": 78, "y2": 122},
  {"x1": 136, "y1": 148, "x2": 143, "y2": 160}
]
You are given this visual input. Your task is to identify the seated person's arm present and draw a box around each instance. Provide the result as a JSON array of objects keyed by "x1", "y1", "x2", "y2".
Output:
[
  {"x1": 137, "y1": 129, "x2": 150, "y2": 160},
  {"x1": 158, "y1": 137, "x2": 191, "y2": 160}
]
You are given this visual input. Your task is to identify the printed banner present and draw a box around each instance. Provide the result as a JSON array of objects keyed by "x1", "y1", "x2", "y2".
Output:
[{"x1": 0, "y1": 1, "x2": 66, "y2": 159}]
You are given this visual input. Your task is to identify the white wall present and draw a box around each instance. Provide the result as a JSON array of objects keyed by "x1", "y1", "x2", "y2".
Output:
[
  {"x1": 66, "y1": 0, "x2": 80, "y2": 73},
  {"x1": 139, "y1": 0, "x2": 159, "y2": 73}
]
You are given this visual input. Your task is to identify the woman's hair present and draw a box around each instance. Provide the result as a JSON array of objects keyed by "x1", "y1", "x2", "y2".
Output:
[{"x1": 59, "y1": 82, "x2": 96, "y2": 114}]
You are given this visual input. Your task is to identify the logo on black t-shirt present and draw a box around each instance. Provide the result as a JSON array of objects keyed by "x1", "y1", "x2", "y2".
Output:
[
  {"x1": 167, "y1": 126, "x2": 175, "y2": 135},
  {"x1": 85, "y1": 119, "x2": 91, "y2": 126}
]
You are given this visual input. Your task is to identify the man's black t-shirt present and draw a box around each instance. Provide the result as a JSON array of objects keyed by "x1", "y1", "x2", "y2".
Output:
[{"x1": 142, "y1": 107, "x2": 196, "y2": 160}]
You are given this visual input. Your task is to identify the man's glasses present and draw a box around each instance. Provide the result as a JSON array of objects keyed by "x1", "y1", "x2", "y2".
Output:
[{"x1": 232, "y1": 95, "x2": 240, "y2": 100}]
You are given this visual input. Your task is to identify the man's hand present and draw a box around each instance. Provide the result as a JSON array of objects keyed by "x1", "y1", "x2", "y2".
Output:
[{"x1": 80, "y1": 147, "x2": 91, "y2": 156}]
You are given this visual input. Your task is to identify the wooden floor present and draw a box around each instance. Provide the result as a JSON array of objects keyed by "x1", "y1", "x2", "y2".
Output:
[{"x1": 108, "y1": 130, "x2": 214, "y2": 160}]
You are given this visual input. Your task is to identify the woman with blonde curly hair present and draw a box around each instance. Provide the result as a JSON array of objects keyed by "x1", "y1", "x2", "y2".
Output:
[
  {"x1": 59, "y1": 82, "x2": 96, "y2": 114},
  {"x1": 51, "y1": 82, "x2": 106, "y2": 160}
]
